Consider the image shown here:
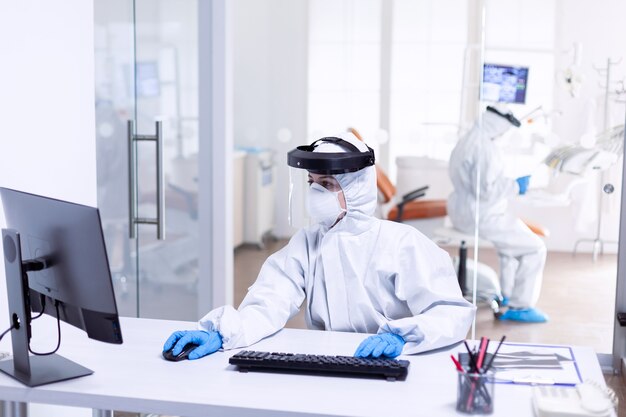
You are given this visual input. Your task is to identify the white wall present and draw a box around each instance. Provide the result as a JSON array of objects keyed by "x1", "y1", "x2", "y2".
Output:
[
  {"x1": 0, "y1": 1, "x2": 96, "y2": 415},
  {"x1": 389, "y1": 0, "x2": 468, "y2": 169},
  {"x1": 233, "y1": 0, "x2": 309, "y2": 238},
  {"x1": 308, "y1": 0, "x2": 382, "y2": 137},
  {"x1": 0, "y1": 1, "x2": 97, "y2": 206}
]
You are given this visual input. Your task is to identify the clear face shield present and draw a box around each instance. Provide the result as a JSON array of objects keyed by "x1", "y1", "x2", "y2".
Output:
[
  {"x1": 288, "y1": 167, "x2": 311, "y2": 228},
  {"x1": 288, "y1": 168, "x2": 346, "y2": 228},
  {"x1": 287, "y1": 137, "x2": 375, "y2": 228}
]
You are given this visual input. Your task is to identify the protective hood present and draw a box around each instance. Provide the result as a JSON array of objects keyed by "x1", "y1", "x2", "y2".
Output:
[
  {"x1": 313, "y1": 132, "x2": 378, "y2": 228},
  {"x1": 481, "y1": 105, "x2": 519, "y2": 140}
]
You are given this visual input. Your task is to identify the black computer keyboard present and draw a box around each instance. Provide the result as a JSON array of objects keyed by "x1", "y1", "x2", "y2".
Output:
[{"x1": 229, "y1": 350, "x2": 410, "y2": 381}]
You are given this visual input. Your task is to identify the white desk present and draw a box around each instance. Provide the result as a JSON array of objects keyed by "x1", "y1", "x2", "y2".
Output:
[{"x1": 0, "y1": 316, "x2": 611, "y2": 417}]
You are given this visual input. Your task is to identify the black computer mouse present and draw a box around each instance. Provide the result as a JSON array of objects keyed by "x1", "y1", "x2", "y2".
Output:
[{"x1": 162, "y1": 343, "x2": 200, "y2": 361}]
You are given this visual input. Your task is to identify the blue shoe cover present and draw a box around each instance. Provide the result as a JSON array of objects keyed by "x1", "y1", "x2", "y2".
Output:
[
  {"x1": 501, "y1": 296, "x2": 509, "y2": 307},
  {"x1": 498, "y1": 308, "x2": 548, "y2": 323}
]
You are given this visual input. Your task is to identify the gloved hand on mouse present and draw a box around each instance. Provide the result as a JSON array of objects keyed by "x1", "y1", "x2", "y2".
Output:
[{"x1": 163, "y1": 330, "x2": 222, "y2": 360}]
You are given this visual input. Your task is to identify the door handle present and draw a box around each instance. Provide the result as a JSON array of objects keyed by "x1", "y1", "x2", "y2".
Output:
[
  {"x1": 127, "y1": 120, "x2": 165, "y2": 240},
  {"x1": 127, "y1": 120, "x2": 137, "y2": 239}
]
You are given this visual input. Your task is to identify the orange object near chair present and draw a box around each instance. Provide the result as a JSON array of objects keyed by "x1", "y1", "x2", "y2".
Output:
[
  {"x1": 388, "y1": 200, "x2": 448, "y2": 221},
  {"x1": 521, "y1": 219, "x2": 550, "y2": 238}
]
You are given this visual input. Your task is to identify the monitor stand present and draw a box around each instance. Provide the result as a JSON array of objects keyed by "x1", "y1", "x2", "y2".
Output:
[{"x1": 0, "y1": 229, "x2": 93, "y2": 387}]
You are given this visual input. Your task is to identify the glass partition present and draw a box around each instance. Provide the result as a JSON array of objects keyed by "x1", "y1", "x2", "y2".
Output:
[
  {"x1": 231, "y1": 0, "x2": 485, "y2": 330},
  {"x1": 472, "y1": 0, "x2": 625, "y2": 353},
  {"x1": 231, "y1": 0, "x2": 310, "y2": 326},
  {"x1": 231, "y1": 1, "x2": 626, "y2": 355}
]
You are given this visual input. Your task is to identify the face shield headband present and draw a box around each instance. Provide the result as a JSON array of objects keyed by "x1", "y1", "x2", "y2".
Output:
[
  {"x1": 287, "y1": 137, "x2": 375, "y2": 175},
  {"x1": 486, "y1": 105, "x2": 521, "y2": 127}
]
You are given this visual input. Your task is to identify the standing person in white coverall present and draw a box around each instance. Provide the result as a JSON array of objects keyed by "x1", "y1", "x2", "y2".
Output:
[
  {"x1": 162, "y1": 132, "x2": 475, "y2": 360},
  {"x1": 447, "y1": 105, "x2": 548, "y2": 323}
]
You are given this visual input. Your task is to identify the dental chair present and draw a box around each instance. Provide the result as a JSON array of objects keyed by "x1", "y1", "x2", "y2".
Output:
[
  {"x1": 378, "y1": 168, "x2": 453, "y2": 241},
  {"x1": 347, "y1": 128, "x2": 449, "y2": 232},
  {"x1": 378, "y1": 168, "x2": 447, "y2": 223}
]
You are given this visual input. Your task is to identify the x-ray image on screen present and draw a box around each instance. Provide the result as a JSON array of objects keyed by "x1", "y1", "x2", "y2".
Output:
[{"x1": 481, "y1": 63, "x2": 529, "y2": 104}]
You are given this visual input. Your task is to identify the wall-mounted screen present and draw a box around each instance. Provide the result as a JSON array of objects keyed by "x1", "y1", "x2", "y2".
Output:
[{"x1": 482, "y1": 63, "x2": 529, "y2": 104}]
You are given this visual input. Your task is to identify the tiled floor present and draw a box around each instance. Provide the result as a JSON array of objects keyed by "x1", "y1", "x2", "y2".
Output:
[
  {"x1": 234, "y1": 238, "x2": 625, "y2": 415},
  {"x1": 451, "y1": 246, "x2": 617, "y2": 354}
]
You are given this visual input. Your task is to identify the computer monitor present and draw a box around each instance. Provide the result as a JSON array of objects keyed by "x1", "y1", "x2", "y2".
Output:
[
  {"x1": 0, "y1": 187, "x2": 122, "y2": 387},
  {"x1": 481, "y1": 63, "x2": 529, "y2": 104},
  {"x1": 136, "y1": 61, "x2": 160, "y2": 98}
]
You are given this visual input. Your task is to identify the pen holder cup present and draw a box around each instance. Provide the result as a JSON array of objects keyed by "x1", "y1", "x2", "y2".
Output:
[{"x1": 456, "y1": 370, "x2": 495, "y2": 415}]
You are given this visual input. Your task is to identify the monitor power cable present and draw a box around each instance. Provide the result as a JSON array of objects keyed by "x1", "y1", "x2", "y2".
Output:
[
  {"x1": 0, "y1": 310, "x2": 21, "y2": 342},
  {"x1": 30, "y1": 294, "x2": 46, "y2": 321},
  {"x1": 28, "y1": 299, "x2": 61, "y2": 356},
  {"x1": 0, "y1": 324, "x2": 16, "y2": 343},
  {"x1": 0, "y1": 294, "x2": 46, "y2": 342}
]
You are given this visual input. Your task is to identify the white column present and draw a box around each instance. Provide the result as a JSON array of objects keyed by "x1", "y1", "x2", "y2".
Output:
[{"x1": 198, "y1": 0, "x2": 234, "y2": 312}]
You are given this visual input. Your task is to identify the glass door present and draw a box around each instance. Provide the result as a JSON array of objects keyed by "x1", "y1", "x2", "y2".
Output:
[
  {"x1": 94, "y1": 0, "x2": 138, "y2": 317},
  {"x1": 133, "y1": 0, "x2": 200, "y2": 320},
  {"x1": 95, "y1": 0, "x2": 202, "y2": 320}
]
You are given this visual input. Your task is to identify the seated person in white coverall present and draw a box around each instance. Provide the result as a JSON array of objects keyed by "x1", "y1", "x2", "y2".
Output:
[
  {"x1": 447, "y1": 105, "x2": 548, "y2": 323},
  {"x1": 163, "y1": 133, "x2": 475, "y2": 360}
]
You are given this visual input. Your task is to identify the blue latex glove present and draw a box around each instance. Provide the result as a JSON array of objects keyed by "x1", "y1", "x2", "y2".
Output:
[
  {"x1": 516, "y1": 175, "x2": 530, "y2": 195},
  {"x1": 163, "y1": 330, "x2": 223, "y2": 360},
  {"x1": 354, "y1": 333, "x2": 405, "y2": 358}
]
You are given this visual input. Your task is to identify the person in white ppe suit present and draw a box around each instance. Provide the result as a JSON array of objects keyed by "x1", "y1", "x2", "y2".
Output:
[
  {"x1": 447, "y1": 105, "x2": 548, "y2": 323},
  {"x1": 162, "y1": 133, "x2": 475, "y2": 360}
]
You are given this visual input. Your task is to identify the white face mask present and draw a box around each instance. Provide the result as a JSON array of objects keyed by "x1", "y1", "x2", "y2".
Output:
[{"x1": 306, "y1": 182, "x2": 346, "y2": 227}]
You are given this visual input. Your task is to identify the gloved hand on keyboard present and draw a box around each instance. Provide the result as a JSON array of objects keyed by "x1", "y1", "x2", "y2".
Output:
[
  {"x1": 163, "y1": 330, "x2": 223, "y2": 360},
  {"x1": 354, "y1": 333, "x2": 405, "y2": 358}
]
